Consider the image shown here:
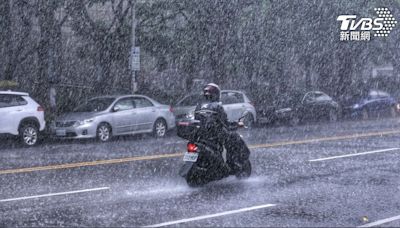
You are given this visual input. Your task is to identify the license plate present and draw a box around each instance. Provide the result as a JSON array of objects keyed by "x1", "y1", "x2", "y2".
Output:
[
  {"x1": 183, "y1": 152, "x2": 198, "y2": 162},
  {"x1": 56, "y1": 129, "x2": 67, "y2": 136},
  {"x1": 178, "y1": 122, "x2": 189, "y2": 126}
]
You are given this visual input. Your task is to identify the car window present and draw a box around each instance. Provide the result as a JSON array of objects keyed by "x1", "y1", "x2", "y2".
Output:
[
  {"x1": 378, "y1": 91, "x2": 390, "y2": 98},
  {"x1": 234, "y1": 93, "x2": 245, "y2": 103},
  {"x1": 302, "y1": 92, "x2": 330, "y2": 103},
  {"x1": 114, "y1": 98, "x2": 134, "y2": 111},
  {"x1": 221, "y1": 96, "x2": 237, "y2": 105},
  {"x1": 302, "y1": 92, "x2": 316, "y2": 103},
  {"x1": 133, "y1": 97, "x2": 154, "y2": 108},
  {"x1": 221, "y1": 92, "x2": 243, "y2": 104},
  {"x1": 177, "y1": 94, "x2": 202, "y2": 107},
  {"x1": 314, "y1": 92, "x2": 323, "y2": 97},
  {"x1": 0, "y1": 94, "x2": 28, "y2": 108},
  {"x1": 74, "y1": 97, "x2": 115, "y2": 112},
  {"x1": 315, "y1": 94, "x2": 332, "y2": 102}
]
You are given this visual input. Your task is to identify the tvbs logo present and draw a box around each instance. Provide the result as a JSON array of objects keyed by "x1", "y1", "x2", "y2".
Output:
[
  {"x1": 337, "y1": 16, "x2": 384, "y2": 31},
  {"x1": 337, "y1": 8, "x2": 397, "y2": 41}
]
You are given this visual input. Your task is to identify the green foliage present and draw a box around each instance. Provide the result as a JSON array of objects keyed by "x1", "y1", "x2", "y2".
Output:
[{"x1": 0, "y1": 80, "x2": 19, "y2": 89}]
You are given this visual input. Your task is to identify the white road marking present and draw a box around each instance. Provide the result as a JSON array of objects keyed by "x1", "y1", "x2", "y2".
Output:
[
  {"x1": 143, "y1": 203, "x2": 276, "y2": 227},
  {"x1": 0, "y1": 187, "x2": 110, "y2": 202},
  {"x1": 309, "y1": 148, "x2": 400, "y2": 162},
  {"x1": 358, "y1": 214, "x2": 400, "y2": 227}
]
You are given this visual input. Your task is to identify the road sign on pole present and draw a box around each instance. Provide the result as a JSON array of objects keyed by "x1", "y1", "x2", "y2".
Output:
[
  {"x1": 130, "y1": 3, "x2": 138, "y2": 93},
  {"x1": 131, "y1": 47, "x2": 140, "y2": 71}
]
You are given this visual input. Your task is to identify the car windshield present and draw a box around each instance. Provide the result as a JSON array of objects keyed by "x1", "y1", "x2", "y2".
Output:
[{"x1": 74, "y1": 98, "x2": 115, "y2": 112}]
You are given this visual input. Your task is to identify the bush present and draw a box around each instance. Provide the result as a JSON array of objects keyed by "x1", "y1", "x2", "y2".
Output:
[{"x1": 0, "y1": 80, "x2": 19, "y2": 90}]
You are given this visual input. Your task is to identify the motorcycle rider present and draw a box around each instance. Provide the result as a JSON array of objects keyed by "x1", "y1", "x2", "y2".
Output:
[
  {"x1": 194, "y1": 83, "x2": 249, "y2": 174},
  {"x1": 195, "y1": 83, "x2": 229, "y2": 141}
]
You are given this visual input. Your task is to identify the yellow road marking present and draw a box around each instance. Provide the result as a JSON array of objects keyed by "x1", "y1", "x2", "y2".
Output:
[
  {"x1": 248, "y1": 130, "x2": 400, "y2": 149},
  {"x1": 0, "y1": 153, "x2": 182, "y2": 175},
  {"x1": 1, "y1": 129, "x2": 399, "y2": 175}
]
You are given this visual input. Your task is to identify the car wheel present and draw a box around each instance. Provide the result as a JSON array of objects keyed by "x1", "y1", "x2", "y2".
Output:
[
  {"x1": 243, "y1": 113, "x2": 254, "y2": 129},
  {"x1": 153, "y1": 119, "x2": 167, "y2": 138},
  {"x1": 289, "y1": 115, "x2": 300, "y2": 126},
  {"x1": 329, "y1": 109, "x2": 338, "y2": 122},
  {"x1": 20, "y1": 124, "x2": 39, "y2": 146},
  {"x1": 97, "y1": 123, "x2": 112, "y2": 142},
  {"x1": 390, "y1": 106, "x2": 397, "y2": 118},
  {"x1": 361, "y1": 109, "x2": 369, "y2": 120}
]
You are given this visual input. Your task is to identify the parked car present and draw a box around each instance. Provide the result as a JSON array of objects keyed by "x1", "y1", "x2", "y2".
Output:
[
  {"x1": 257, "y1": 90, "x2": 340, "y2": 126},
  {"x1": 172, "y1": 90, "x2": 257, "y2": 127},
  {"x1": 51, "y1": 95, "x2": 175, "y2": 141},
  {"x1": 0, "y1": 91, "x2": 45, "y2": 146},
  {"x1": 341, "y1": 90, "x2": 397, "y2": 120}
]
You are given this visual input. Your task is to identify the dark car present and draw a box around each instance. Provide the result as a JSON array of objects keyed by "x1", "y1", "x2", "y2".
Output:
[
  {"x1": 341, "y1": 90, "x2": 398, "y2": 120},
  {"x1": 257, "y1": 90, "x2": 340, "y2": 126}
]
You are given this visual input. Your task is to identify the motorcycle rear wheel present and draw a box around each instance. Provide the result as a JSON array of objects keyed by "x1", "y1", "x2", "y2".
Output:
[
  {"x1": 235, "y1": 159, "x2": 252, "y2": 179},
  {"x1": 185, "y1": 170, "x2": 207, "y2": 187}
]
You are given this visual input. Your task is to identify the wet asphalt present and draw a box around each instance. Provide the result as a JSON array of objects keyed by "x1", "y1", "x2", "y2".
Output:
[{"x1": 1, "y1": 117, "x2": 400, "y2": 227}]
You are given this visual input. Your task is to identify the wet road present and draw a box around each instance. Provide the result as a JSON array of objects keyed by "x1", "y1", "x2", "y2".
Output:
[{"x1": 1, "y1": 118, "x2": 400, "y2": 227}]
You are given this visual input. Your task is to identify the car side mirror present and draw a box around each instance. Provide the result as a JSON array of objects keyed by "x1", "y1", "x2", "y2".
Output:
[
  {"x1": 301, "y1": 97, "x2": 307, "y2": 104},
  {"x1": 113, "y1": 106, "x2": 120, "y2": 112}
]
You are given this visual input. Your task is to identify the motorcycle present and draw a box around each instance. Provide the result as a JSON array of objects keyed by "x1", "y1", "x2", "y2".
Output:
[{"x1": 177, "y1": 110, "x2": 252, "y2": 187}]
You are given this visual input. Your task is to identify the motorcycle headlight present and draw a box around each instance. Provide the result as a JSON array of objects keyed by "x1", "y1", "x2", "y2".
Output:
[{"x1": 74, "y1": 118, "x2": 94, "y2": 127}]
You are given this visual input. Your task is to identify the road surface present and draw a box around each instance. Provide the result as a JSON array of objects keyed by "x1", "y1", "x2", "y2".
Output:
[{"x1": 1, "y1": 118, "x2": 400, "y2": 227}]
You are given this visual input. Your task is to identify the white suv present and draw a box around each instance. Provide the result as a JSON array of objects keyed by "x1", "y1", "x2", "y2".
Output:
[{"x1": 0, "y1": 91, "x2": 46, "y2": 146}]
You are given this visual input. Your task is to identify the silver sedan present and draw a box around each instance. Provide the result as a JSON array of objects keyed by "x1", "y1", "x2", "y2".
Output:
[{"x1": 52, "y1": 95, "x2": 175, "y2": 141}]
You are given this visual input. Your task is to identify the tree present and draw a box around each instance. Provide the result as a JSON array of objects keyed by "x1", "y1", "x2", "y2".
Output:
[
  {"x1": 67, "y1": 0, "x2": 133, "y2": 94},
  {"x1": 36, "y1": 0, "x2": 68, "y2": 112},
  {"x1": 0, "y1": 0, "x2": 37, "y2": 81}
]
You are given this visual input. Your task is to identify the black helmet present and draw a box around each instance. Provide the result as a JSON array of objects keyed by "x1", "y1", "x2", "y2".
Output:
[{"x1": 203, "y1": 83, "x2": 220, "y2": 102}]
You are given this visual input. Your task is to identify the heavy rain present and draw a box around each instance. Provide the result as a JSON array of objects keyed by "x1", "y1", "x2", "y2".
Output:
[{"x1": 1, "y1": 0, "x2": 400, "y2": 227}]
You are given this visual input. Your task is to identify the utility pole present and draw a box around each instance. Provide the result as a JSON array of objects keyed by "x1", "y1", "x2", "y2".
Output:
[{"x1": 130, "y1": 1, "x2": 138, "y2": 93}]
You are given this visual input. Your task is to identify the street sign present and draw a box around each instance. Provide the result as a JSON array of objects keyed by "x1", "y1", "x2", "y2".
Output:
[{"x1": 131, "y1": 47, "x2": 140, "y2": 71}]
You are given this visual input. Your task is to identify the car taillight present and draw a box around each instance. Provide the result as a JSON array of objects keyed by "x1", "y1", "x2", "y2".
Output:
[
  {"x1": 187, "y1": 143, "x2": 198, "y2": 153},
  {"x1": 169, "y1": 106, "x2": 173, "y2": 113},
  {"x1": 37, "y1": 106, "x2": 44, "y2": 112},
  {"x1": 249, "y1": 101, "x2": 255, "y2": 107}
]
